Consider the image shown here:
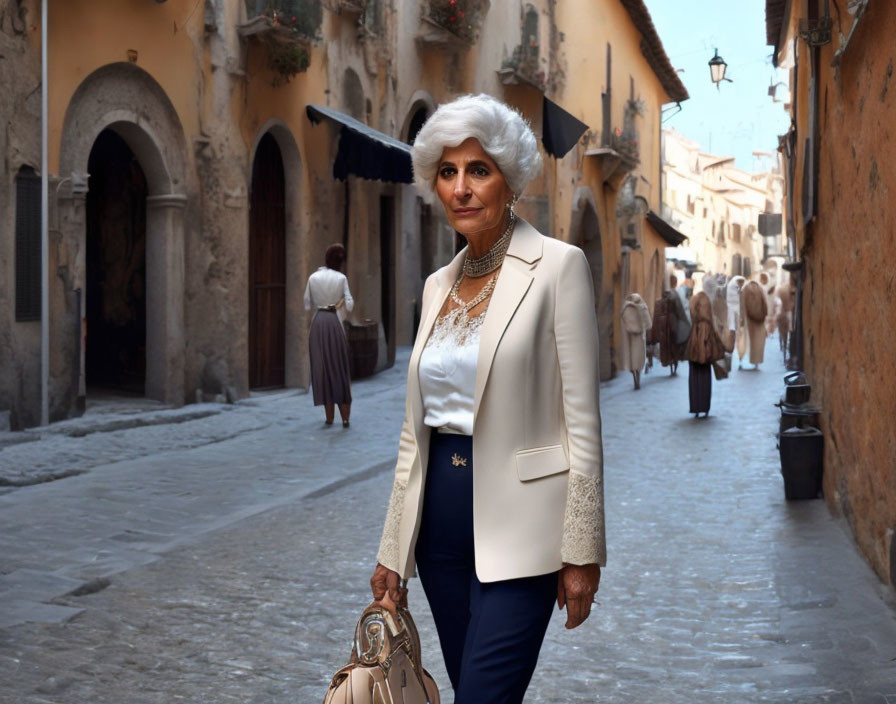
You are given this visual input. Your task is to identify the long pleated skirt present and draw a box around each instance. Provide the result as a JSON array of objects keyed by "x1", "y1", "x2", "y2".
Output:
[
  {"x1": 309, "y1": 309, "x2": 352, "y2": 406},
  {"x1": 688, "y1": 361, "x2": 712, "y2": 414}
]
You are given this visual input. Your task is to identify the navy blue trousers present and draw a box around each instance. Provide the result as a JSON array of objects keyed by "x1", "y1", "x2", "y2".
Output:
[{"x1": 414, "y1": 432, "x2": 558, "y2": 704}]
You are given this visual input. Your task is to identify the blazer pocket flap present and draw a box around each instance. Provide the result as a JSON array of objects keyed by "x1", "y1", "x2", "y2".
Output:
[{"x1": 516, "y1": 445, "x2": 569, "y2": 482}]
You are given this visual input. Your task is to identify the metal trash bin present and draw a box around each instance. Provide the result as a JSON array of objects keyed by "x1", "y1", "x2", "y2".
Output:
[
  {"x1": 783, "y1": 371, "x2": 811, "y2": 404},
  {"x1": 778, "y1": 426, "x2": 824, "y2": 500},
  {"x1": 776, "y1": 371, "x2": 820, "y2": 433},
  {"x1": 779, "y1": 404, "x2": 821, "y2": 432}
]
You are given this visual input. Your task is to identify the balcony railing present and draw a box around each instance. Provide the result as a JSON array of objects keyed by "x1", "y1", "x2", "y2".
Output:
[
  {"x1": 419, "y1": 0, "x2": 488, "y2": 46},
  {"x1": 240, "y1": 1, "x2": 321, "y2": 84},
  {"x1": 498, "y1": 43, "x2": 544, "y2": 91},
  {"x1": 609, "y1": 129, "x2": 639, "y2": 167},
  {"x1": 322, "y1": 0, "x2": 367, "y2": 14},
  {"x1": 243, "y1": 0, "x2": 323, "y2": 42}
]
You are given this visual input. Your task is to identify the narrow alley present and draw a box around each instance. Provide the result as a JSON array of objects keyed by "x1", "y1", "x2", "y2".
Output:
[{"x1": 1, "y1": 338, "x2": 894, "y2": 703}]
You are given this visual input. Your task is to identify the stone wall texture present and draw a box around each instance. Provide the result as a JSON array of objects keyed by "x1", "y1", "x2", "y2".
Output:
[{"x1": 795, "y1": 3, "x2": 896, "y2": 584}]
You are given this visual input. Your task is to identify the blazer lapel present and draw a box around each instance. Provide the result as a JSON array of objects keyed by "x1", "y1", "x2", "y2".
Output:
[
  {"x1": 407, "y1": 249, "x2": 465, "y2": 424},
  {"x1": 473, "y1": 218, "x2": 544, "y2": 419}
]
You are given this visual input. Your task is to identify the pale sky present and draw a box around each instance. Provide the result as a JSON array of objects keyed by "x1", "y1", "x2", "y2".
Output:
[{"x1": 643, "y1": 0, "x2": 791, "y2": 171}]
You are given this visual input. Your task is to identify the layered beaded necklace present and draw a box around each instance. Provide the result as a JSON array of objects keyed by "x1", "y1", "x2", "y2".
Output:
[
  {"x1": 462, "y1": 211, "x2": 516, "y2": 278},
  {"x1": 427, "y1": 213, "x2": 516, "y2": 349}
]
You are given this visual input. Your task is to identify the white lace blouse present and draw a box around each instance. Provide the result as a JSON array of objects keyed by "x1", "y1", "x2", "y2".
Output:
[{"x1": 418, "y1": 311, "x2": 485, "y2": 436}]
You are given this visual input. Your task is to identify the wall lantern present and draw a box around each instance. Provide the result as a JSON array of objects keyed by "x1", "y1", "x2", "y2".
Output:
[{"x1": 708, "y1": 49, "x2": 732, "y2": 90}]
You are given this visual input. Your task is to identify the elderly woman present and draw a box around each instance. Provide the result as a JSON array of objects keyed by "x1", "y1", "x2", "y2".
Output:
[
  {"x1": 370, "y1": 94, "x2": 605, "y2": 703},
  {"x1": 740, "y1": 279, "x2": 769, "y2": 370},
  {"x1": 303, "y1": 243, "x2": 353, "y2": 427}
]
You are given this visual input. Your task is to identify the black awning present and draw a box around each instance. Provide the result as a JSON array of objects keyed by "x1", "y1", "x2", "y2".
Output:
[
  {"x1": 306, "y1": 104, "x2": 413, "y2": 183},
  {"x1": 541, "y1": 97, "x2": 589, "y2": 158},
  {"x1": 646, "y1": 210, "x2": 688, "y2": 246}
]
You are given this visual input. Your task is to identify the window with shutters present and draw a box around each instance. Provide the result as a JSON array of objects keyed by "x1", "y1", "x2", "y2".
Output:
[{"x1": 15, "y1": 166, "x2": 41, "y2": 322}]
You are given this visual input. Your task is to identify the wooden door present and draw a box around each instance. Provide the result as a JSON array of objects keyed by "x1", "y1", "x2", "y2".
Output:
[{"x1": 249, "y1": 133, "x2": 286, "y2": 388}]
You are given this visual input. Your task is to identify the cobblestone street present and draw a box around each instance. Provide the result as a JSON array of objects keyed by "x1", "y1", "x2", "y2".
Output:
[{"x1": 1, "y1": 339, "x2": 895, "y2": 703}]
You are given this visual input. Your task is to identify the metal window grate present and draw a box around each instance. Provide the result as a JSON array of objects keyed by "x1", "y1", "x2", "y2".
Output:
[{"x1": 15, "y1": 166, "x2": 41, "y2": 322}]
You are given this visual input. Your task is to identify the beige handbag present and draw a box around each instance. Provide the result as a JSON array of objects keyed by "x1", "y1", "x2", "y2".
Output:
[{"x1": 322, "y1": 589, "x2": 440, "y2": 704}]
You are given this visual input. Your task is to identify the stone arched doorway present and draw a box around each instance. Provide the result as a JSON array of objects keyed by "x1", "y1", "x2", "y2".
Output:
[
  {"x1": 248, "y1": 133, "x2": 286, "y2": 389},
  {"x1": 85, "y1": 129, "x2": 148, "y2": 394},
  {"x1": 59, "y1": 63, "x2": 188, "y2": 413},
  {"x1": 571, "y1": 187, "x2": 612, "y2": 381}
]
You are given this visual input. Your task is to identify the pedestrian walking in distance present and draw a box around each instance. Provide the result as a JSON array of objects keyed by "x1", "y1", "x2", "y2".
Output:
[
  {"x1": 303, "y1": 243, "x2": 353, "y2": 427},
  {"x1": 685, "y1": 290, "x2": 728, "y2": 418},
  {"x1": 370, "y1": 94, "x2": 605, "y2": 704},
  {"x1": 649, "y1": 274, "x2": 689, "y2": 376},
  {"x1": 727, "y1": 275, "x2": 747, "y2": 363},
  {"x1": 620, "y1": 293, "x2": 652, "y2": 390},
  {"x1": 740, "y1": 279, "x2": 768, "y2": 370}
]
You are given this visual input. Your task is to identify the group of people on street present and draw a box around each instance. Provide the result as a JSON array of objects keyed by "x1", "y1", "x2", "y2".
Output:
[{"x1": 619, "y1": 268, "x2": 795, "y2": 418}]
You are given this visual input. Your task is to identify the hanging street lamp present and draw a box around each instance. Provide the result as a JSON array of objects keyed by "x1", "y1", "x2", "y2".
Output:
[{"x1": 708, "y1": 48, "x2": 731, "y2": 90}]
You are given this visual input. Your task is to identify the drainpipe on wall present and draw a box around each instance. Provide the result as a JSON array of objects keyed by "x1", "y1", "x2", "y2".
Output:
[{"x1": 40, "y1": 0, "x2": 49, "y2": 425}]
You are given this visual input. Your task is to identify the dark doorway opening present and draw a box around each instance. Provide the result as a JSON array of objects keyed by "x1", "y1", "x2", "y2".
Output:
[
  {"x1": 249, "y1": 133, "x2": 287, "y2": 389},
  {"x1": 380, "y1": 195, "x2": 396, "y2": 367},
  {"x1": 406, "y1": 107, "x2": 428, "y2": 146},
  {"x1": 86, "y1": 129, "x2": 147, "y2": 395}
]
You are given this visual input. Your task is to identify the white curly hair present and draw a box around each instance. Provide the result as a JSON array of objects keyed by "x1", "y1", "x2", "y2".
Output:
[{"x1": 411, "y1": 94, "x2": 542, "y2": 199}]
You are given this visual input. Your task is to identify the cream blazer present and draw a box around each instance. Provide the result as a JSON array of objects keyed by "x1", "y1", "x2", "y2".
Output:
[{"x1": 377, "y1": 218, "x2": 605, "y2": 583}]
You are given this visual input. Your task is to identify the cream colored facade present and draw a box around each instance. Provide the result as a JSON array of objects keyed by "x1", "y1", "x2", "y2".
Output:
[
  {"x1": 662, "y1": 128, "x2": 783, "y2": 284},
  {"x1": 1, "y1": 0, "x2": 685, "y2": 427}
]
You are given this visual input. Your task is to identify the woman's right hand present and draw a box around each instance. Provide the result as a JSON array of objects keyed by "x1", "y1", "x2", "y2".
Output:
[{"x1": 370, "y1": 563, "x2": 407, "y2": 607}]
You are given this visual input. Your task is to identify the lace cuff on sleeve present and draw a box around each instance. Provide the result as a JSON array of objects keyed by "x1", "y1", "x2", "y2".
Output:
[
  {"x1": 376, "y1": 479, "x2": 407, "y2": 572},
  {"x1": 561, "y1": 470, "x2": 606, "y2": 566}
]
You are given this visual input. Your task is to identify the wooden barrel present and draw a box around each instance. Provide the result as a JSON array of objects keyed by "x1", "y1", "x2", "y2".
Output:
[{"x1": 344, "y1": 320, "x2": 379, "y2": 379}]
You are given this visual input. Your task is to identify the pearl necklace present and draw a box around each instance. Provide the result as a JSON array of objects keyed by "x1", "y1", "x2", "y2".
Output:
[{"x1": 462, "y1": 212, "x2": 516, "y2": 278}]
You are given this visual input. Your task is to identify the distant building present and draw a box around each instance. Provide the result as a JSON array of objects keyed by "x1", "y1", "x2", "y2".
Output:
[{"x1": 661, "y1": 128, "x2": 784, "y2": 286}]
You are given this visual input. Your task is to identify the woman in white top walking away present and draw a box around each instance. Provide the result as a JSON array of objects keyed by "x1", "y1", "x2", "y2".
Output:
[{"x1": 303, "y1": 243, "x2": 353, "y2": 427}]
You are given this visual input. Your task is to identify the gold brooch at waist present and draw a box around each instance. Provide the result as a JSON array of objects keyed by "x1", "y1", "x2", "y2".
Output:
[{"x1": 451, "y1": 453, "x2": 468, "y2": 468}]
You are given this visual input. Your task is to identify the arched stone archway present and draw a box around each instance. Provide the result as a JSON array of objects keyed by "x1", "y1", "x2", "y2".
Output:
[
  {"x1": 250, "y1": 121, "x2": 307, "y2": 389},
  {"x1": 58, "y1": 63, "x2": 188, "y2": 412},
  {"x1": 571, "y1": 186, "x2": 613, "y2": 381}
]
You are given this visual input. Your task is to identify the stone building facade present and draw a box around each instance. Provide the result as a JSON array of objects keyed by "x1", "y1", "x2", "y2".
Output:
[
  {"x1": 1, "y1": 0, "x2": 685, "y2": 428},
  {"x1": 1, "y1": 0, "x2": 42, "y2": 430},
  {"x1": 766, "y1": 0, "x2": 896, "y2": 586}
]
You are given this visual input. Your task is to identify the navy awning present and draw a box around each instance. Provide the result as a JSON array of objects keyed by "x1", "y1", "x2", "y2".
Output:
[
  {"x1": 646, "y1": 210, "x2": 688, "y2": 246},
  {"x1": 541, "y1": 97, "x2": 589, "y2": 158},
  {"x1": 306, "y1": 104, "x2": 413, "y2": 183}
]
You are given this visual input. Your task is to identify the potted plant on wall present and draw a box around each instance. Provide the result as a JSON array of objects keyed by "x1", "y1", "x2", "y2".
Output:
[
  {"x1": 240, "y1": 1, "x2": 322, "y2": 84},
  {"x1": 422, "y1": 0, "x2": 489, "y2": 45}
]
